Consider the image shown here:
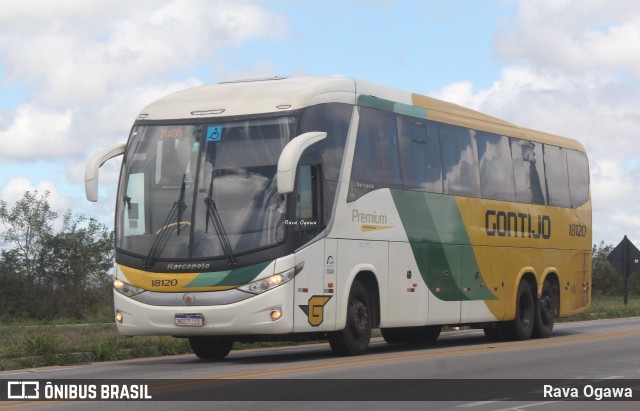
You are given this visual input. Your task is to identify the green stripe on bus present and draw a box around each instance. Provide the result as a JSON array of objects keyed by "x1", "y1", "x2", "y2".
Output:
[
  {"x1": 185, "y1": 260, "x2": 272, "y2": 288},
  {"x1": 391, "y1": 189, "x2": 495, "y2": 301},
  {"x1": 393, "y1": 102, "x2": 427, "y2": 118},
  {"x1": 357, "y1": 95, "x2": 427, "y2": 118}
]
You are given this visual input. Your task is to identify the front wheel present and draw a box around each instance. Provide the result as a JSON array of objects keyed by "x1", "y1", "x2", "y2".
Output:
[
  {"x1": 328, "y1": 281, "x2": 372, "y2": 356},
  {"x1": 188, "y1": 337, "x2": 233, "y2": 360}
]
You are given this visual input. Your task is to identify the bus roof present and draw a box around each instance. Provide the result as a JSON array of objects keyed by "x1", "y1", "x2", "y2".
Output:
[{"x1": 138, "y1": 76, "x2": 585, "y2": 152}]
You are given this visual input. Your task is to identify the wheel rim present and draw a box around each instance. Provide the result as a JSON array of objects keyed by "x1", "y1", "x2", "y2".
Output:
[
  {"x1": 540, "y1": 294, "x2": 553, "y2": 323},
  {"x1": 349, "y1": 299, "x2": 369, "y2": 337},
  {"x1": 518, "y1": 292, "x2": 532, "y2": 327}
]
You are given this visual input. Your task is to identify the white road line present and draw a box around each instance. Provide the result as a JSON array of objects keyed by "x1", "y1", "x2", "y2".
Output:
[
  {"x1": 456, "y1": 400, "x2": 499, "y2": 407},
  {"x1": 602, "y1": 375, "x2": 626, "y2": 379},
  {"x1": 490, "y1": 401, "x2": 557, "y2": 411}
]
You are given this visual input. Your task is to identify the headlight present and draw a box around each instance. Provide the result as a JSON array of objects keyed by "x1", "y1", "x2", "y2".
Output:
[
  {"x1": 238, "y1": 262, "x2": 304, "y2": 295},
  {"x1": 114, "y1": 279, "x2": 145, "y2": 297}
]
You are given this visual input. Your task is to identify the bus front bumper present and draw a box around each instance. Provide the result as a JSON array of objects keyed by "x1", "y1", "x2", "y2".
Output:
[{"x1": 113, "y1": 281, "x2": 295, "y2": 337}]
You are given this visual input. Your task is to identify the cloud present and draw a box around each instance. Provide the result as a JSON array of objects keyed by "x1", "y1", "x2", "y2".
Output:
[
  {"x1": 0, "y1": 0, "x2": 287, "y2": 167},
  {"x1": 0, "y1": 177, "x2": 72, "y2": 213},
  {"x1": 495, "y1": 0, "x2": 640, "y2": 78},
  {"x1": 0, "y1": 104, "x2": 76, "y2": 162},
  {"x1": 0, "y1": 0, "x2": 288, "y2": 230}
]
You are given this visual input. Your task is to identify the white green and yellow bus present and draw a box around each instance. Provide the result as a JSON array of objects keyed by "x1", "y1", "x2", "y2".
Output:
[{"x1": 85, "y1": 76, "x2": 591, "y2": 359}]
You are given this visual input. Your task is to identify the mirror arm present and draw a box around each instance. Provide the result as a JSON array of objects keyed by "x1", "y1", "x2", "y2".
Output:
[
  {"x1": 85, "y1": 143, "x2": 126, "y2": 202},
  {"x1": 277, "y1": 132, "x2": 327, "y2": 194}
]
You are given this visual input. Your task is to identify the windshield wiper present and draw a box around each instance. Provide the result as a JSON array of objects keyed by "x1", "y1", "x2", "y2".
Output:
[
  {"x1": 204, "y1": 171, "x2": 237, "y2": 266},
  {"x1": 143, "y1": 175, "x2": 188, "y2": 269}
]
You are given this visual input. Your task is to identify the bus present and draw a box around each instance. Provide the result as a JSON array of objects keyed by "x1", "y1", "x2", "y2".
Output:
[{"x1": 85, "y1": 76, "x2": 591, "y2": 359}]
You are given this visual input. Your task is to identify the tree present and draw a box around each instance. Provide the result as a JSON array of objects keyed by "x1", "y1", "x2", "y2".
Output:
[
  {"x1": 0, "y1": 190, "x2": 114, "y2": 321},
  {"x1": 0, "y1": 190, "x2": 57, "y2": 285},
  {"x1": 591, "y1": 241, "x2": 640, "y2": 297},
  {"x1": 38, "y1": 211, "x2": 114, "y2": 316},
  {"x1": 591, "y1": 242, "x2": 620, "y2": 296}
]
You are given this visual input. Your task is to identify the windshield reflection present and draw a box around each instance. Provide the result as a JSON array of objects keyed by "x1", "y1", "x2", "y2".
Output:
[{"x1": 116, "y1": 117, "x2": 295, "y2": 262}]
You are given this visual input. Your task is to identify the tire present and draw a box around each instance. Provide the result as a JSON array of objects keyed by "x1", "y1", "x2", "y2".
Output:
[
  {"x1": 381, "y1": 327, "x2": 409, "y2": 344},
  {"x1": 533, "y1": 281, "x2": 555, "y2": 338},
  {"x1": 328, "y1": 281, "x2": 372, "y2": 356},
  {"x1": 188, "y1": 337, "x2": 233, "y2": 360},
  {"x1": 505, "y1": 280, "x2": 535, "y2": 340},
  {"x1": 381, "y1": 326, "x2": 440, "y2": 344},
  {"x1": 411, "y1": 325, "x2": 441, "y2": 343}
]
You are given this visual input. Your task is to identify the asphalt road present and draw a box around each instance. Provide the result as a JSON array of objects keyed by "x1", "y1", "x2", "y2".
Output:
[{"x1": 2, "y1": 317, "x2": 640, "y2": 410}]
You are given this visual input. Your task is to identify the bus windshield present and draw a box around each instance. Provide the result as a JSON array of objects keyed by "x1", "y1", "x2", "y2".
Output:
[{"x1": 116, "y1": 117, "x2": 295, "y2": 264}]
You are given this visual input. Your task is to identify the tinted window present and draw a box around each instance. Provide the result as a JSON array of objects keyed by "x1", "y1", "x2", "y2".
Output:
[
  {"x1": 511, "y1": 138, "x2": 547, "y2": 205},
  {"x1": 567, "y1": 149, "x2": 590, "y2": 207},
  {"x1": 300, "y1": 103, "x2": 352, "y2": 219},
  {"x1": 397, "y1": 116, "x2": 442, "y2": 192},
  {"x1": 349, "y1": 107, "x2": 402, "y2": 201},
  {"x1": 440, "y1": 124, "x2": 480, "y2": 197},
  {"x1": 544, "y1": 145, "x2": 571, "y2": 207},
  {"x1": 300, "y1": 103, "x2": 351, "y2": 182},
  {"x1": 477, "y1": 132, "x2": 515, "y2": 201}
]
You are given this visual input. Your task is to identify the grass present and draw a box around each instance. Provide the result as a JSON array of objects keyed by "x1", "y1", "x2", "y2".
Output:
[
  {"x1": 0, "y1": 324, "x2": 192, "y2": 370},
  {"x1": 1, "y1": 294, "x2": 639, "y2": 371},
  {"x1": 566, "y1": 293, "x2": 640, "y2": 321}
]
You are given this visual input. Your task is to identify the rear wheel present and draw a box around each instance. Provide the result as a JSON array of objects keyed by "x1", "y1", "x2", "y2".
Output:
[
  {"x1": 328, "y1": 281, "x2": 372, "y2": 356},
  {"x1": 533, "y1": 281, "x2": 555, "y2": 338},
  {"x1": 188, "y1": 337, "x2": 233, "y2": 360},
  {"x1": 505, "y1": 280, "x2": 535, "y2": 340}
]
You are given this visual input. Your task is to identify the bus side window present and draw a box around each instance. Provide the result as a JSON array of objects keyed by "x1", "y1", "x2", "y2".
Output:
[
  {"x1": 440, "y1": 124, "x2": 480, "y2": 197},
  {"x1": 397, "y1": 116, "x2": 443, "y2": 193},
  {"x1": 511, "y1": 138, "x2": 547, "y2": 205},
  {"x1": 543, "y1": 144, "x2": 571, "y2": 208},
  {"x1": 567, "y1": 149, "x2": 590, "y2": 208},
  {"x1": 294, "y1": 164, "x2": 323, "y2": 240},
  {"x1": 477, "y1": 132, "x2": 515, "y2": 201},
  {"x1": 300, "y1": 103, "x2": 351, "y2": 222},
  {"x1": 349, "y1": 107, "x2": 402, "y2": 201}
]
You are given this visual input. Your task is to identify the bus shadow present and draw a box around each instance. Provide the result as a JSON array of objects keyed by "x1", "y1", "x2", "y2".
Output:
[
  {"x1": 187, "y1": 326, "x2": 585, "y2": 366},
  {"x1": 124, "y1": 326, "x2": 587, "y2": 368}
]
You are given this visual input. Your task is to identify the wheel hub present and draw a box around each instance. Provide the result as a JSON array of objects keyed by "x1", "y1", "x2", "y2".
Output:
[{"x1": 351, "y1": 300, "x2": 369, "y2": 336}]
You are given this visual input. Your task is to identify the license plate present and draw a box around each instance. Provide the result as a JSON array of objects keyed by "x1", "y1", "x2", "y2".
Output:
[{"x1": 175, "y1": 313, "x2": 204, "y2": 327}]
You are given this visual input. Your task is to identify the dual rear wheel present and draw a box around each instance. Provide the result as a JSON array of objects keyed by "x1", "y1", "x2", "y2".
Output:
[{"x1": 484, "y1": 279, "x2": 555, "y2": 341}]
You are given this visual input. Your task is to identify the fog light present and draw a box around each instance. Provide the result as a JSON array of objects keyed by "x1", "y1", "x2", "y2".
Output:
[
  {"x1": 270, "y1": 309, "x2": 282, "y2": 321},
  {"x1": 115, "y1": 311, "x2": 123, "y2": 323}
]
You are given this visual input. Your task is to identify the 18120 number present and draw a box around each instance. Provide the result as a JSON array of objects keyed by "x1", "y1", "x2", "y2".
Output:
[
  {"x1": 151, "y1": 279, "x2": 178, "y2": 287},
  {"x1": 569, "y1": 224, "x2": 587, "y2": 237}
]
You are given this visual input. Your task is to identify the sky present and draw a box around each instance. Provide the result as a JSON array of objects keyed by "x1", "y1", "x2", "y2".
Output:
[{"x1": 0, "y1": 0, "x2": 639, "y2": 246}]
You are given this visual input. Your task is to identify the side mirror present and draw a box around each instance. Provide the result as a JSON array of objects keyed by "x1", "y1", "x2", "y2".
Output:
[
  {"x1": 277, "y1": 132, "x2": 327, "y2": 194},
  {"x1": 85, "y1": 143, "x2": 126, "y2": 202}
]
